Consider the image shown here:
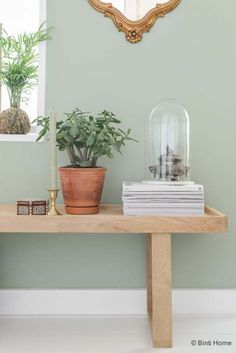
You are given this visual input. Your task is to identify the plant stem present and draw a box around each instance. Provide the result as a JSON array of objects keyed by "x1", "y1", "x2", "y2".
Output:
[
  {"x1": 87, "y1": 148, "x2": 92, "y2": 160},
  {"x1": 9, "y1": 88, "x2": 22, "y2": 108},
  {"x1": 84, "y1": 146, "x2": 88, "y2": 161},
  {"x1": 92, "y1": 158, "x2": 97, "y2": 167},
  {"x1": 75, "y1": 146, "x2": 84, "y2": 161},
  {"x1": 67, "y1": 146, "x2": 76, "y2": 165}
]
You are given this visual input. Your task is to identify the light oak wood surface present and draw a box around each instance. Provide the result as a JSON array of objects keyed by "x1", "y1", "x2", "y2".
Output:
[
  {"x1": 147, "y1": 233, "x2": 172, "y2": 347},
  {"x1": 0, "y1": 204, "x2": 227, "y2": 348},
  {"x1": 0, "y1": 205, "x2": 227, "y2": 234}
]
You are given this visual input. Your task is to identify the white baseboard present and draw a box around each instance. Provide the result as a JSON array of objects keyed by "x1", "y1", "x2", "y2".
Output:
[{"x1": 0, "y1": 289, "x2": 235, "y2": 317}]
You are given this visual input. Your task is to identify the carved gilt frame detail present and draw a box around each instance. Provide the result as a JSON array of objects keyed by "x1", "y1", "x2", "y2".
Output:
[{"x1": 89, "y1": 0, "x2": 181, "y2": 43}]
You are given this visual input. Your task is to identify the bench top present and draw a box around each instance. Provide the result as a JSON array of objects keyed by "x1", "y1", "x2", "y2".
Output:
[{"x1": 0, "y1": 205, "x2": 227, "y2": 234}]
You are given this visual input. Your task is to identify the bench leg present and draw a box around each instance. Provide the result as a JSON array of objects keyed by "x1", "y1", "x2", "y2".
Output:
[{"x1": 147, "y1": 233, "x2": 172, "y2": 348}]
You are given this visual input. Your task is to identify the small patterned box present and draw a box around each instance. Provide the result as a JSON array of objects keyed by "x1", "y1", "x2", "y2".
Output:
[{"x1": 17, "y1": 200, "x2": 48, "y2": 215}]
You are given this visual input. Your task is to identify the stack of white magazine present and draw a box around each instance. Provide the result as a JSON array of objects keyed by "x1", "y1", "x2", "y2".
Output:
[{"x1": 122, "y1": 181, "x2": 204, "y2": 216}]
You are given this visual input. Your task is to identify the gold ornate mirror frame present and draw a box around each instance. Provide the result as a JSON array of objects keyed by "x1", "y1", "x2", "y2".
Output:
[{"x1": 89, "y1": 0, "x2": 181, "y2": 43}]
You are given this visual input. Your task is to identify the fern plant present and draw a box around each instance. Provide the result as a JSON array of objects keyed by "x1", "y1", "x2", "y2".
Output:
[{"x1": 0, "y1": 23, "x2": 51, "y2": 108}]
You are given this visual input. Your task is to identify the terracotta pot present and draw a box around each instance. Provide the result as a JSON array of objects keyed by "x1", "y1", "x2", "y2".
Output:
[{"x1": 59, "y1": 167, "x2": 106, "y2": 215}]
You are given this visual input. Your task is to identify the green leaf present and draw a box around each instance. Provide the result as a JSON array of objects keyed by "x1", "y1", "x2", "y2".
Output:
[
  {"x1": 107, "y1": 152, "x2": 114, "y2": 159},
  {"x1": 109, "y1": 137, "x2": 115, "y2": 144},
  {"x1": 64, "y1": 134, "x2": 73, "y2": 143},
  {"x1": 98, "y1": 133, "x2": 105, "y2": 141},
  {"x1": 87, "y1": 134, "x2": 95, "y2": 146},
  {"x1": 69, "y1": 126, "x2": 79, "y2": 136}
]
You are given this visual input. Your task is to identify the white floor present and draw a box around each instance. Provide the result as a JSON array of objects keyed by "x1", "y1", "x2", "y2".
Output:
[{"x1": 0, "y1": 316, "x2": 235, "y2": 353}]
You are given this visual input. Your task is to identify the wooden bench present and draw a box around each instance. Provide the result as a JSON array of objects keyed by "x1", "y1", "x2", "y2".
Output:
[{"x1": 0, "y1": 205, "x2": 227, "y2": 348}]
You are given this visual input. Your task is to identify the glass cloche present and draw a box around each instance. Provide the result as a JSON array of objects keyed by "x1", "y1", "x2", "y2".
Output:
[{"x1": 149, "y1": 99, "x2": 190, "y2": 182}]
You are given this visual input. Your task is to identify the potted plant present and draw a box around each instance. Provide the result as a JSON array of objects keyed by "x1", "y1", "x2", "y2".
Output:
[
  {"x1": 0, "y1": 23, "x2": 51, "y2": 134},
  {"x1": 36, "y1": 108, "x2": 137, "y2": 214}
]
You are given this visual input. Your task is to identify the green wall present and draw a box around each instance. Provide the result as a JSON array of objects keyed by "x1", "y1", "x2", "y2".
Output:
[{"x1": 0, "y1": 0, "x2": 235, "y2": 289}]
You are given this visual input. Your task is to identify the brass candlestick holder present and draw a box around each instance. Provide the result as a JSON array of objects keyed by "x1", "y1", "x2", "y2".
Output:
[{"x1": 48, "y1": 189, "x2": 62, "y2": 216}]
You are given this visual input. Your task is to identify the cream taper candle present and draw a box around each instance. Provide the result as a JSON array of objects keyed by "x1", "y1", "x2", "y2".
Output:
[{"x1": 49, "y1": 109, "x2": 57, "y2": 189}]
